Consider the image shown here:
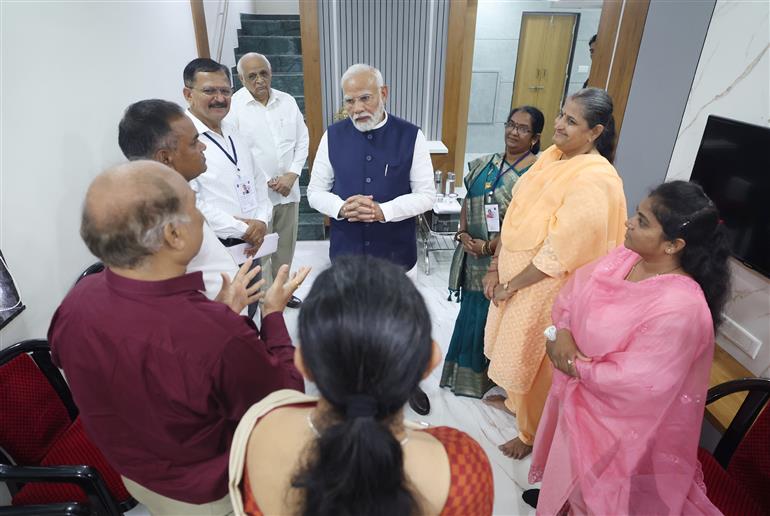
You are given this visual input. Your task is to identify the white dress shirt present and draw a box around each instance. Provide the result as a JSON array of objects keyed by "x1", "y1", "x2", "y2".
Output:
[
  {"x1": 307, "y1": 112, "x2": 434, "y2": 222},
  {"x1": 187, "y1": 221, "x2": 240, "y2": 302},
  {"x1": 227, "y1": 88, "x2": 309, "y2": 206},
  {"x1": 187, "y1": 111, "x2": 271, "y2": 239}
]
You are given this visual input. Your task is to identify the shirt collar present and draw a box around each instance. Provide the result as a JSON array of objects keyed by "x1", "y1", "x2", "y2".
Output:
[
  {"x1": 238, "y1": 87, "x2": 277, "y2": 108},
  {"x1": 105, "y1": 268, "x2": 205, "y2": 296}
]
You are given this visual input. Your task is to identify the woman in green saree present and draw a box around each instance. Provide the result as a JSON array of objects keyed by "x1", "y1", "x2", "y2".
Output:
[{"x1": 440, "y1": 106, "x2": 544, "y2": 398}]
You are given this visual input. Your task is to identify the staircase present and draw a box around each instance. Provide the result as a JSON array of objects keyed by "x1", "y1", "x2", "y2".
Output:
[{"x1": 233, "y1": 13, "x2": 325, "y2": 241}]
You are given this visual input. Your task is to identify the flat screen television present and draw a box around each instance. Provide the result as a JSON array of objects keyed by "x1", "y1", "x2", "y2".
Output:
[{"x1": 689, "y1": 115, "x2": 770, "y2": 278}]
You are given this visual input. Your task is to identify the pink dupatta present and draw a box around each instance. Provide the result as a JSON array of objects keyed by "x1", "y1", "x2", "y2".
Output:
[{"x1": 530, "y1": 246, "x2": 721, "y2": 515}]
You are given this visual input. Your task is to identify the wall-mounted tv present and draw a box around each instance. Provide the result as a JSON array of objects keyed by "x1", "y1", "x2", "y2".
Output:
[{"x1": 689, "y1": 115, "x2": 770, "y2": 278}]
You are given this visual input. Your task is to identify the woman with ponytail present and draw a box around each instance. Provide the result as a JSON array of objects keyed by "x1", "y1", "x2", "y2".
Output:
[
  {"x1": 228, "y1": 256, "x2": 494, "y2": 516},
  {"x1": 529, "y1": 181, "x2": 729, "y2": 514},
  {"x1": 482, "y1": 87, "x2": 627, "y2": 459}
]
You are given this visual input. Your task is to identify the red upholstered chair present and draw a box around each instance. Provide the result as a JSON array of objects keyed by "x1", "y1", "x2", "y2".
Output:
[
  {"x1": 0, "y1": 339, "x2": 136, "y2": 515},
  {"x1": 699, "y1": 377, "x2": 770, "y2": 516}
]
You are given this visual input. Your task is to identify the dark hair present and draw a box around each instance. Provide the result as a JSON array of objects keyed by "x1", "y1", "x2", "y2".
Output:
[
  {"x1": 569, "y1": 87, "x2": 617, "y2": 162},
  {"x1": 293, "y1": 256, "x2": 433, "y2": 516},
  {"x1": 649, "y1": 180, "x2": 732, "y2": 327},
  {"x1": 182, "y1": 58, "x2": 231, "y2": 87},
  {"x1": 589, "y1": 34, "x2": 597, "y2": 45},
  {"x1": 118, "y1": 100, "x2": 185, "y2": 160},
  {"x1": 509, "y1": 105, "x2": 545, "y2": 154}
]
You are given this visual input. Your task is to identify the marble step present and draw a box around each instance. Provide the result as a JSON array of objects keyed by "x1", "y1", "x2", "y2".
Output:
[
  {"x1": 241, "y1": 13, "x2": 299, "y2": 21},
  {"x1": 299, "y1": 167, "x2": 310, "y2": 186},
  {"x1": 270, "y1": 73, "x2": 304, "y2": 96},
  {"x1": 236, "y1": 35, "x2": 301, "y2": 55},
  {"x1": 299, "y1": 186, "x2": 312, "y2": 213},
  {"x1": 297, "y1": 212, "x2": 326, "y2": 241},
  {"x1": 241, "y1": 19, "x2": 300, "y2": 37}
]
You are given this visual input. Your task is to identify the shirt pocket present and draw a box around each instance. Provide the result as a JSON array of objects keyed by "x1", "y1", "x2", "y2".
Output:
[{"x1": 382, "y1": 160, "x2": 408, "y2": 180}]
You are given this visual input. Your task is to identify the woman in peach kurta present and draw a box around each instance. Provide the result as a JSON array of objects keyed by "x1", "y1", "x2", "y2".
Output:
[{"x1": 483, "y1": 88, "x2": 627, "y2": 459}]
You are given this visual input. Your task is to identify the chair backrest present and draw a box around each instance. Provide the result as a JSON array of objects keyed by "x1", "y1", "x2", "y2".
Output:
[
  {"x1": 0, "y1": 349, "x2": 72, "y2": 465},
  {"x1": 726, "y1": 403, "x2": 770, "y2": 511},
  {"x1": 74, "y1": 262, "x2": 104, "y2": 286},
  {"x1": 706, "y1": 377, "x2": 770, "y2": 513},
  {"x1": 0, "y1": 340, "x2": 136, "y2": 512}
]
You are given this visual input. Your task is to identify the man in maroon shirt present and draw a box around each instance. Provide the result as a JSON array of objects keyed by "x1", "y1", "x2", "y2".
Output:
[{"x1": 49, "y1": 161, "x2": 308, "y2": 514}]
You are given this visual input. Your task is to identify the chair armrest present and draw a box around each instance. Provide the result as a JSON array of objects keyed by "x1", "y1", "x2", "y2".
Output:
[{"x1": 0, "y1": 464, "x2": 122, "y2": 516}]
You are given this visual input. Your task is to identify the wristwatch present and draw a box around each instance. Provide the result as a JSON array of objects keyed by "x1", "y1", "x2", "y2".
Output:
[{"x1": 544, "y1": 325, "x2": 557, "y2": 342}]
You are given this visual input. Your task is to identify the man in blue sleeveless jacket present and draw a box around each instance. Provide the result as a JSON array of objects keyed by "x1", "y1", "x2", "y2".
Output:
[{"x1": 308, "y1": 63, "x2": 435, "y2": 414}]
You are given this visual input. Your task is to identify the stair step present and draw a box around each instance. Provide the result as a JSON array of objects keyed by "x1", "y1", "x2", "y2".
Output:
[
  {"x1": 297, "y1": 212, "x2": 326, "y2": 241},
  {"x1": 241, "y1": 19, "x2": 300, "y2": 37},
  {"x1": 299, "y1": 167, "x2": 310, "y2": 187},
  {"x1": 270, "y1": 73, "x2": 304, "y2": 96},
  {"x1": 241, "y1": 13, "x2": 299, "y2": 21},
  {"x1": 236, "y1": 35, "x2": 301, "y2": 56},
  {"x1": 297, "y1": 224, "x2": 326, "y2": 241},
  {"x1": 299, "y1": 187, "x2": 312, "y2": 213}
]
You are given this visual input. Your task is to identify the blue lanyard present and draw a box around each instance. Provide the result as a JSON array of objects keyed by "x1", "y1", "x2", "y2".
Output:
[
  {"x1": 491, "y1": 151, "x2": 530, "y2": 193},
  {"x1": 203, "y1": 133, "x2": 238, "y2": 169}
]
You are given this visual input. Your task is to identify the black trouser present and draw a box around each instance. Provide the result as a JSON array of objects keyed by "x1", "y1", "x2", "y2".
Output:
[{"x1": 219, "y1": 238, "x2": 261, "y2": 319}]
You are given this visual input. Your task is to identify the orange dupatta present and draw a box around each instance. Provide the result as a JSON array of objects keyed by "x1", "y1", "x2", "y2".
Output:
[{"x1": 501, "y1": 145, "x2": 627, "y2": 272}]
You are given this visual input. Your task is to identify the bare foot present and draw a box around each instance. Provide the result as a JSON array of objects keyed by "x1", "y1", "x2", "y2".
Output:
[
  {"x1": 483, "y1": 394, "x2": 515, "y2": 416},
  {"x1": 499, "y1": 437, "x2": 532, "y2": 460}
]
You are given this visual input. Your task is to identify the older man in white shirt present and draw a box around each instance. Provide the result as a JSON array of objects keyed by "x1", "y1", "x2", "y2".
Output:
[
  {"x1": 307, "y1": 63, "x2": 435, "y2": 415},
  {"x1": 228, "y1": 53, "x2": 308, "y2": 308}
]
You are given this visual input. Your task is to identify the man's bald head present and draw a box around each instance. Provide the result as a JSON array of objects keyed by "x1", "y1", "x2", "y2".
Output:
[{"x1": 81, "y1": 161, "x2": 191, "y2": 268}]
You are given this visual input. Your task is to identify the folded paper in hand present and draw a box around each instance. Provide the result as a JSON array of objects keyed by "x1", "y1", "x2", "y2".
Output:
[{"x1": 226, "y1": 233, "x2": 279, "y2": 263}]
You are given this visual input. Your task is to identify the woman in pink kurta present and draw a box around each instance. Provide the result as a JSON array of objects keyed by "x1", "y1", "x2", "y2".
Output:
[{"x1": 530, "y1": 181, "x2": 732, "y2": 515}]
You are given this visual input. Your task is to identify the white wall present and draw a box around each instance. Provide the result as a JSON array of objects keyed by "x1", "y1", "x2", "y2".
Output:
[
  {"x1": 665, "y1": 0, "x2": 770, "y2": 377},
  {"x1": 205, "y1": 0, "x2": 300, "y2": 72},
  {"x1": 205, "y1": 0, "x2": 258, "y2": 71},
  {"x1": 466, "y1": 0, "x2": 601, "y2": 155},
  {"x1": 0, "y1": 1, "x2": 198, "y2": 348}
]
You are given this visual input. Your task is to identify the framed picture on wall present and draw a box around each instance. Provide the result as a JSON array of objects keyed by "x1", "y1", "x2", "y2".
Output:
[{"x1": 0, "y1": 250, "x2": 25, "y2": 330}]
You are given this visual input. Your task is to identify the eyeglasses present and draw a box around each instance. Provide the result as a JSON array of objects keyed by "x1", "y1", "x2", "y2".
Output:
[
  {"x1": 504, "y1": 122, "x2": 532, "y2": 134},
  {"x1": 191, "y1": 87, "x2": 234, "y2": 98}
]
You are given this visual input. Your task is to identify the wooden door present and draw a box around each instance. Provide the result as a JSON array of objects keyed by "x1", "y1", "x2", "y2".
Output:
[{"x1": 510, "y1": 13, "x2": 577, "y2": 150}]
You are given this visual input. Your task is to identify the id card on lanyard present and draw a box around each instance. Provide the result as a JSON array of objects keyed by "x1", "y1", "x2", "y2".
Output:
[
  {"x1": 204, "y1": 133, "x2": 258, "y2": 213},
  {"x1": 483, "y1": 151, "x2": 529, "y2": 232}
]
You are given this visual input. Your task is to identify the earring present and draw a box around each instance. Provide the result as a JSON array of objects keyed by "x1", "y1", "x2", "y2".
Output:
[{"x1": 665, "y1": 248, "x2": 673, "y2": 254}]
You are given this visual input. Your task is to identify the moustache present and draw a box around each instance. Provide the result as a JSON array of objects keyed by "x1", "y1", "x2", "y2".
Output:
[{"x1": 209, "y1": 102, "x2": 228, "y2": 109}]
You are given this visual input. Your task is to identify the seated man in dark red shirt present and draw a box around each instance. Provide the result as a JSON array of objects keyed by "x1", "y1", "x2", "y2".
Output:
[{"x1": 48, "y1": 161, "x2": 309, "y2": 515}]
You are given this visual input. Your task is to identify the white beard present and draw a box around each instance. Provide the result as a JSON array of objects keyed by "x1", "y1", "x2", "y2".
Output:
[{"x1": 351, "y1": 100, "x2": 385, "y2": 132}]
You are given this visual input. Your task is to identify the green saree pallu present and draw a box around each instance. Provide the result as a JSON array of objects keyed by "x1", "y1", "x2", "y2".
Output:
[{"x1": 440, "y1": 153, "x2": 531, "y2": 398}]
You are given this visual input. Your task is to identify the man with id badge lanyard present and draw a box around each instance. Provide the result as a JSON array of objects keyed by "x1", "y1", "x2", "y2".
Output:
[{"x1": 183, "y1": 58, "x2": 271, "y2": 318}]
